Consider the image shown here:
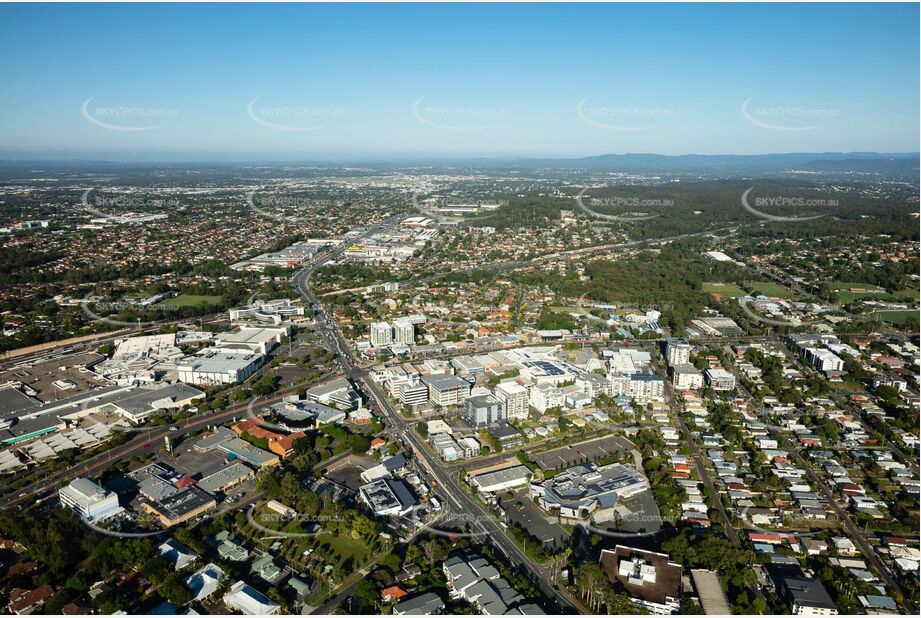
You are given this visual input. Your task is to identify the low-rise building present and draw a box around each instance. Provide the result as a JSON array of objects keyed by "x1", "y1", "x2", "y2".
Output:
[
  {"x1": 142, "y1": 485, "x2": 216, "y2": 527},
  {"x1": 359, "y1": 478, "x2": 417, "y2": 516},
  {"x1": 530, "y1": 462, "x2": 648, "y2": 522},
  {"x1": 705, "y1": 368, "x2": 736, "y2": 391}
]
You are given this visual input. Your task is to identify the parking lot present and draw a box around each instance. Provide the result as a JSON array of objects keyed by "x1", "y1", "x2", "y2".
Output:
[
  {"x1": 615, "y1": 489, "x2": 663, "y2": 533},
  {"x1": 531, "y1": 435, "x2": 634, "y2": 471}
]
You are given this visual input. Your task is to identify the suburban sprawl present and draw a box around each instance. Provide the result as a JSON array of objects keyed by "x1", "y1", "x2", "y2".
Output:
[{"x1": 0, "y1": 156, "x2": 918, "y2": 616}]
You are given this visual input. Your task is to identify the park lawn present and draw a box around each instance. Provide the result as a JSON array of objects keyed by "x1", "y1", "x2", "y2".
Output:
[
  {"x1": 870, "y1": 310, "x2": 919, "y2": 325},
  {"x1": 702, "y1": 282, "x2": 748, "y2": 298},
  {"x1": 161, "y1": 294, "x2": 223, "y2": 308},
  {"x1": 893, "y1": 288, "x2": 920, "y2": 301},
  {"x1": 744, "y1": 281, "x2": 796, "y2": 298}
]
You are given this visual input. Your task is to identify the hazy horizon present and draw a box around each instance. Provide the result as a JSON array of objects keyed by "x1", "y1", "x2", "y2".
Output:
[{"x1": 1, "y1": 2, "x2": 918, "y2": 159}]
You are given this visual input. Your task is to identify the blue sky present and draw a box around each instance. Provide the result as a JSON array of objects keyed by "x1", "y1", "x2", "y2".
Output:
[{"x1": 0, "y1": 2, "x2": 917, "y2": 160}]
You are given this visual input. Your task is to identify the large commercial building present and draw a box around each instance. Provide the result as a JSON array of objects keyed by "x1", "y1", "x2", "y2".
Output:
[
  {"x1": 194, "y1": 427, "x2": 281, "y2": 468},
  {"x1": 519, "y1": 360, "x2": 575, "y2": 386},
  {"x1": 214, "y1": 326, "x2": 287, "y2": 355},
  {"x1": 59, "y1": 478, "x2": 122, "y2": 523},
  {"x1": 530, "y1": 462, "x2": 649, "y2": 522},
  {"x1": 422, "y1": 374, "x2": 471, "y2": 407},
  {"x1": 494, "y1": 382, "x2": 529, "y2": 420},
  {"x1": 463, "y1": 394, "x2": 505, "y2": 427},
  {"x1": 177, "y1": 350, "x2": 264, "y2": 386},
  {"x1": 470, "y1": 465, "x2": 532, "y2": 494}
]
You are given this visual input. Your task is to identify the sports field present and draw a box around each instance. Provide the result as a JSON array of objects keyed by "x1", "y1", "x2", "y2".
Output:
[
  {"x1": 159, "y1": 294, "x2": 223, "y2": 308},
  {"x1": 702, "y1": 282, "x2": 747, "y2": 298},
  {"x1": 744, "y1": 281, "x2": 796, "y2": 298}
]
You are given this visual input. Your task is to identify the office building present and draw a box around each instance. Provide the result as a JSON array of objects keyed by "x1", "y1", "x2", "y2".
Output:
[
  {"x1": 422, "y1": 374, "x2": 471, "y2": 407},
  {"x1": 59, "y1": 478, "x2": 122, "y2": 523},
  {"x1": 463, "y1": 394, "x2": 505, "y2": 427},
  {"x1": 804, "y1": 348, "x2": 845, "y2": 373},
  {"x1": 359, "y1": 478, "x2": 417, "y2": 516},
  {"x1": 398, "y1": 378, "x2": 429, "y2": 407}
]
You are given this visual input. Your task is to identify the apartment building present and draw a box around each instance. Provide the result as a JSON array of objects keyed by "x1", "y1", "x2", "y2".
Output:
[
  {"x1": 493, "y1": 382, "x2": 529, "y2": 420},
  {"x1": 665, "y1": 337, "x2": 692, "y2": 366},
  {"x1": 370, "y1": 322, "x2": 394, "y2": 347}
]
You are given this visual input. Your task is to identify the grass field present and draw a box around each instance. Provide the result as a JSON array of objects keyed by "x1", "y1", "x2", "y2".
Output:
[
  {"x1": 702, "y1": 282, "x2": 748, "y2": 298},
  {"x1": 869, "y1": 310, "x2": 919, "y2": 325},
  {"x1": 744, "y1": 281, "x2": 796, "y2": 298},
  {"x1": 828, "y1": 282, "x2": 888, "y2": 303},
  {"x1": 893, "y1": 288, "x2": 920, "y2": 301},
  {"x1": 160, "y1": 294, "x2": 223, "y2": 308}
]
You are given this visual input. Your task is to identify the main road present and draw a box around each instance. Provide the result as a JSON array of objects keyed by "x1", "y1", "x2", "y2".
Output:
[{"x1": 291, "y1": 227, "x2": 582, "y2": 614}]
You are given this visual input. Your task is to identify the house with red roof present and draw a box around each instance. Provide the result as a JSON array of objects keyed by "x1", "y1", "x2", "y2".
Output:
[{"x1": 381, "y1": 585, "x2": 408, "y2": 602}]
